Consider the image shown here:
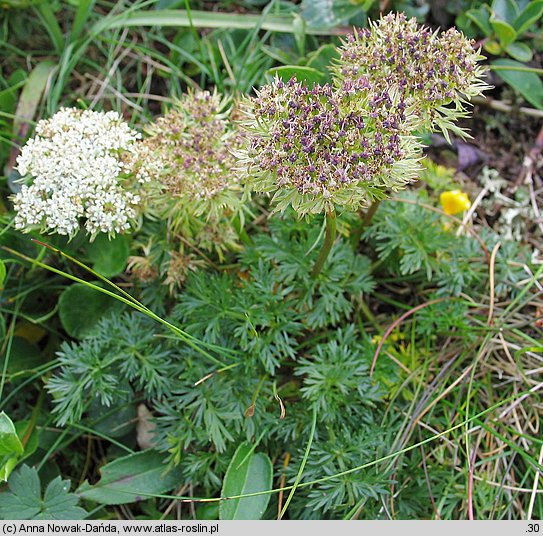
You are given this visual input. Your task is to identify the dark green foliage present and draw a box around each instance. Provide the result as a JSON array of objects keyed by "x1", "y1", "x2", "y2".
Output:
[
  {"x1": 47, "y1": 314, "x2": 174, "y2": 426},
  {"x1": 286, "y1": 424, "x2": 393, "y2": 517},
  {"x1": 482, "y1": 231, "x2": 533, "y2": 298},
  {"x1": 241, "y1": 213, "x2": 375, "y2": 329},
  {"x1": 29, "y1": 189, "x2": 540, "y2": 519},
  {"x1": 367, "y1": 192, "x2": 458, "y2": 280},
  {"x1": 219, "y1": 442, "x2": 273, "y2": 520},
  {"x1": 175, "y1": 264, "x2": 303, "y2": 373},
  {"x1": 366, "y1": 191, "x2": 534, "y2": 297},
  {"x1": 58, "y1": 282, "x2": 125, "y2": 339},
  {"x1": 414, "y1": 299, "x2": 474, "y2": 340},
  {"x1": 77, "y1": 450, "x2": 183, "y2": 506},
  {"x1": 295, "y1": 326, "x2": 381, "y2": 424}
]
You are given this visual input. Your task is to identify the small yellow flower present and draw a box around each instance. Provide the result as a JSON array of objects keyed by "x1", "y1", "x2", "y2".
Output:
[{"x1": 440, "y1": 190, "x2": 471, "y2": 215}]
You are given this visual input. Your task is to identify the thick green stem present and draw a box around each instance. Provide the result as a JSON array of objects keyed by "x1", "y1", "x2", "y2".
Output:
[{"x1": 311, "y1": 210, "x2": 337, "y2": 278}]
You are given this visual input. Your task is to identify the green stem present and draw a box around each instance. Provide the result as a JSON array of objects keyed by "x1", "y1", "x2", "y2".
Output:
[
  {"x1": 279, "y1": 405, "x2": 317, "y2": 519},
  {"x1": 310, "y1": 210, "x2": 337, "y2": 278},
  {"x1": 490, "y1": 65, "x2": 543, "y2": 75},
  {"x1": 351, "y1": 199, "x2": 381, "y2": 247}
]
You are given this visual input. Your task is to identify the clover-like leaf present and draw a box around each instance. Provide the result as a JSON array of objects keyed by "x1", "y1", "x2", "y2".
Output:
[{"x1": 0, "y1": 465, "x2": 87, "y2": 520}]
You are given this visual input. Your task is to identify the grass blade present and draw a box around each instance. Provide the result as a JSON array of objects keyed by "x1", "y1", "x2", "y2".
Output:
[
  {"x1": 8, "y1": 61, "x2": 56, "y2": 172},
  {"x1": 34, "y1": 3, "x2": 64, "y2": 54},
  {"x1": 2, "y1": 246, "x2": 232, "y2": 367},
  {"x1": 98, "y1": 9, "x2": 349, "y2": 36},
  {"x1": 70, "y1": 0, "x2": 97, "y2": 44}
]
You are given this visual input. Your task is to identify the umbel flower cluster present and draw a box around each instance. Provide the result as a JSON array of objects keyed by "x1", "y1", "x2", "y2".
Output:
[
  {"x1": 336, "y1": 12, "x2": 489, "y2": 140},
  {"x1": 238, "y1": 78, "x2": 421, "y2": 215},
  {"x1": 142, "y1": 90, "x2": 243, "y2": 222},
  {"x1": 239, "y1": 13, "x2": 488, "y2": 216},
  {"x1": 13, "y1": 108, "x2": 149, "y2": 237},
  {"x1": 126, "y1": 90, "x2": 243, "y2": 289}
]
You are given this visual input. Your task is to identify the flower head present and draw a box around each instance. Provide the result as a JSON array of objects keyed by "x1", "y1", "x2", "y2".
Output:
[
  {"x1": 238, "y1": 77, "x2": 421, "y2": 216},
  {"x1": 336, "y1": 13, "x2": 489, "y2": 140},
  {"x1": 142, "y1": 90, "x2": 242, "y2": 221},
  {"x1": 440, "y1": 189, "x2": 471, "y2": 215},
  {"x1": 13, "y1": 107, "x2": 148, "y2": 237}
]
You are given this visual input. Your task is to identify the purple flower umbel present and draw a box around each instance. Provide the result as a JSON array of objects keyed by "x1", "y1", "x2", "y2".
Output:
[
  {"x1": 336, "y1": 13, "x2": 489, "y2": 140},
  {"x1": 238, "y1": 77, "x2": 421, "y2": 216}
]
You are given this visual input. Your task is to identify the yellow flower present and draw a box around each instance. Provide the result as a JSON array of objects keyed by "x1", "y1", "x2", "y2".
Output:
[{"x1": 440, "y1": 190, "x2": 471, "y2": 215}]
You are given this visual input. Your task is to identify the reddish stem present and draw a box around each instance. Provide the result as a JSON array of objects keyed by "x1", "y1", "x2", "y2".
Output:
[{"x1": 31, "y1": 238, "x2": 59, "y2": 252}]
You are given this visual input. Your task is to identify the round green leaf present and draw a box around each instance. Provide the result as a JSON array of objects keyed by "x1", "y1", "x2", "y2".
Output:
[
  {"x1": 467, "y1": 6, "x2": 493, "y2": 36},
  {"x1": 0, "y1": 412, "x2": 24, "y2": 458},
  {"x1": 485, "y1": 39, "x2": 503, "y2": 55},
  {"x1": 58, "y1": 282, "x2": 124, "y2": 339},
  {"x1": 86, "y1": 234, "x2": 130, "y2": 278},
  {"x1": 505, "y1": 41, "x2": 533, "y2": 62},
  {"x1": 306, "y1": 43, "x2": 340, "y2": 81},
  {"x1": 1, "y1": 337, "x2": 45, "y2": 374},
  {"x1": 490, "y1": 18, "x2": 517, "y2": 48},
  {"x1": 491, "y1": 0, "x2": 519, "y2": 24},
  {"x1": 513, "y1": 0, "x2": 543, "y2": 34},
  {"x1": 493, "y1": 58, "x2": 543, "y2": 109}
]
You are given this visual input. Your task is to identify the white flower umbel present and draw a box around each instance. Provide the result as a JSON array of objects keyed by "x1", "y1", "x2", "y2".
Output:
[{"x1": 13, "y1": 107, "x2": 149, "y2": 237}]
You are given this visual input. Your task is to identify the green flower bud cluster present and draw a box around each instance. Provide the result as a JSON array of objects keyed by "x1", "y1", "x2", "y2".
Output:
[{"x1": 143, "y1": 90, "x2": 243, "y2": 222}]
